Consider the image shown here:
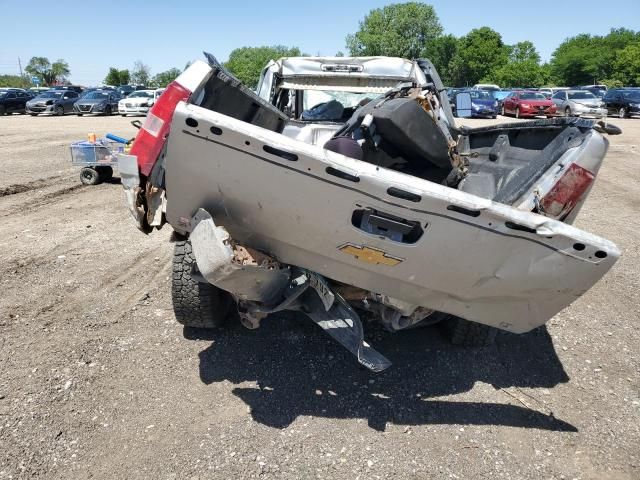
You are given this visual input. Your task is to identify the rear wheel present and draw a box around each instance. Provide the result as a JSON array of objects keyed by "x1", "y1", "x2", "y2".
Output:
[
  {"x1": 0, "y1": 105, "x2": 5, "y2": 116},
  {"x1": 565, "y1": 106, "x2": 571, "y2": 117},
  {"x1": 79, "y1": 167, "x2": 100, "y2": 185},
  {"x1": 440, "y1": 315, "x2": 498, "y2": 346},
  {"x1": 619, "y1": 107, "x2": 627, "y2": 118},
  {"x1": 172, "y1": 239, "x2": 233, "y2": 329}
]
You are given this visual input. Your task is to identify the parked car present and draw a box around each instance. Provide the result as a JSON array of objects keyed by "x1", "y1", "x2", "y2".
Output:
[
  {"x1": 116, "y1": 85, "x2": 147, "y2": 98},
  {"x1": 551, "y1": 90, "x2": 606, "y2": 118},
  {"x1": 492, "y1": 90, "x2": 511, "y2": 112},
  {"x1": 451, "y1": 89, "x2": 498, "y2": 118},
  {"x1": 501, "y1": 90, "x2": 557, "y2": 118},
  {"x1": 538, "y1": 87, "x2": 570, "y2": 99},
  {"x1": 473, "y1": 83, "x2": 500, "y2": 92},
  {"x1": 52, "y1": 85, "x2": 84, "y2": 94},
  {"x1": 117, "y1": 55, "x2": 620, "y2": 372},
  {"x1": 28, "y1": 87, "x2": 50, "y2": 96},
  {"x1": 603, "y1": 88, "x2": 640, "y2": 118},
  {"x1": 469, "y1": 89, "x2": 499, "y2": 117},
  {"x1": 446, "y1": 87, "x2": 465, "y2": 104},
  {"x1": 25, "y1": 89, "x2": 79, "y2": 115},
  {"x1": 583, "y1": 84, "x2": 607, "y2": 92},
  {"x1": 581, "y1": 87, "x2": 606, "y2": 99},
  {"x1": 0, "y1": 89, "x2": 32, "y2": 115},
  {"x1": 118, "y1": 89, "x2": 164, "y2": 116},
  {"x1": 73, "y1": 90, "x2": 121, "y2": 116}
]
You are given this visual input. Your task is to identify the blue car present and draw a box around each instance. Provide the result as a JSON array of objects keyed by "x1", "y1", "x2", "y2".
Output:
[
  {"x1": 452, "y1": 89, "x2": 498, "y2": 118},
  {"x1": 469, "y1": 90, "x2": 499, "y2": 118}
]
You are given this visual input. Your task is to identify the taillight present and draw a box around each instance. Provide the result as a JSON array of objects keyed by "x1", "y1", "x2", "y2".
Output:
[
  {"x1": 130, "y1": 81, "x2": 191, "y2": 176},
  {"x1": 540, "y1": 163, "x2": 595, "y2": 218}
]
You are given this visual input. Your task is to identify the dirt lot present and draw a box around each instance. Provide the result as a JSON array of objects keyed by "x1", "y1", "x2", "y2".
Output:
[{"x1": 0, "y1": 112, "x2": 638, "y2": 479}]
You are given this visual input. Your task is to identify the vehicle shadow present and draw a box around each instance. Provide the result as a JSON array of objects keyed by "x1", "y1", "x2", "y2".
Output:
[
  {"x1": 104, "y1": 176, "x2": 122, "y2": 185},
  {"x1": 191, "y1": 313, "x2": 575, "y2": 432}
]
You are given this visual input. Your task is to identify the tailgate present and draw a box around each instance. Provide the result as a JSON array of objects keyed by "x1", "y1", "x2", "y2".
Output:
[{"x1": 165, "y1": 102, "x2": 619, "y2": 334}]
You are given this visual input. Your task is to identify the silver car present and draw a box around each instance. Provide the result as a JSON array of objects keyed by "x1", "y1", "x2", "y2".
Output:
[{"x1": 552, "y1": 89, "x2": 606, "y2": 118}]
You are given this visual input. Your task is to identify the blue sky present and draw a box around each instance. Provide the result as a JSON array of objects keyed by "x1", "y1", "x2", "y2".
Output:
[{"x1": 0, "y1": 0, "x2": 638, "y2": 86}]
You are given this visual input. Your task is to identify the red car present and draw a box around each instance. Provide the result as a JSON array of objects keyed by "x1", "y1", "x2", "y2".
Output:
[{"x1": 501, "y1": 90, "x2": 557, "y2": 118}]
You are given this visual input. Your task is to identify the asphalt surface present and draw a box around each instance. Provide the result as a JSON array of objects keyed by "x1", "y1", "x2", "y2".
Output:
[{"x1": 0, "y1": 112, "x2": 638, "y2": 479}]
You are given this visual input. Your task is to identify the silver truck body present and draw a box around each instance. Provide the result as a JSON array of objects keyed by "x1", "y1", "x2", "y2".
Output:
[{"x1": 119, "y1": 55, "x2": 620, "y2": 371}]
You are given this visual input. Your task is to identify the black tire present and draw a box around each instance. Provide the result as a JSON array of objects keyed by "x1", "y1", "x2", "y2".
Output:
[
  {"x1": 0, "y1": 105, "x2": 5, "y2": 116},
  {"x1": 56, "y1": 106, "x2": 64, "y2": 116},
  {"x1": 172, "y1": 239, "x2": 232, "y2": 329},
  {"x1": 565, "y1": 106, "x2": 571, "y2": 117},
  {"x1": 121, "y1": 114, "x2": 126, "y2": 117},
  {"x1": 440, "y1": 315, "x2": 497, "y2": 346},
  {"x1": 619, "y1": 107, "x2": 627, "y2": 118},
  {"x1": 95, "y1": 166, "x2": 113, "y2": 182},
  {"x1": 77, "y1": 113, "x2": 83, "y2": 117},
  {"x1": 79, "y1": 167, "x2": 100, "y2": 185},
  {"x1": 29, "y1": 113, "x2": 37, "y2": 116},
  {"x1": 104, "y1": 106, "x2": 111, "y2": 116}
]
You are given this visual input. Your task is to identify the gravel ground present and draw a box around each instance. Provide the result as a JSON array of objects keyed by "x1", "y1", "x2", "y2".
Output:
[{"x1": 0, "y1": 112, "x2": 638, "y2": 479}]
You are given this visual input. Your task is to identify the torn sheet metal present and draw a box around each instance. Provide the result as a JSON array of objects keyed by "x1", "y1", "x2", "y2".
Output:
[
  {"x1": 190, "y1": 209, "x2": 290, "y2": 303},
  {"x1": 117, "y1": 154, "x2": 149, "y2": 233}
]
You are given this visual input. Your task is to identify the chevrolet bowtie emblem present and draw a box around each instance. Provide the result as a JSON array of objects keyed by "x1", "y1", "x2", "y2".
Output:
[{"x1": 339, "y1": 244, "x2": 404, "y2": 266}]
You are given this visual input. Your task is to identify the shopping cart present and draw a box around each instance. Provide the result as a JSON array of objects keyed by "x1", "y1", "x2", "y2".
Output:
[{"x1": 70, "y1": 134, "x2": 128, "y2": 185}]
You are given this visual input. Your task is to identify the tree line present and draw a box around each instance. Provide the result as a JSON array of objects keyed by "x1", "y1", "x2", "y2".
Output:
[{"x1": 224, "y1": 2, "x2": 640, "y2": 89}]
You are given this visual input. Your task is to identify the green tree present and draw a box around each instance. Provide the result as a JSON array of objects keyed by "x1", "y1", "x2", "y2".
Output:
[
  {"x1": 151, "y1": 68, "x2": 182, "y2": 88},
  {"x1": 346, "y1": 2, "x2": 442, "y2": 59},
  {"x1": 104, "y1": 68, "x2": 130, "y2": 86},
  {"x1": 486, "y1": 41, "x2": 545, "y2": 87},
  {"x1": 24, "y1": 57, "x2": 70, "y2": 86},
  {"x1": 551, "y1": 28, "x2": 640, "y2": 85},
  {"x1": 225, "y1": 45, "x2": 302, "y2": 89},
  {"x1": 0, "y1": 75, "x2": 29, "y2": 88},
  {"x1": 421, "y1": 34, "x2": 458, "y2": 85},
  {"x1": 131, "y1": 60, "x2": 151, "y2": 86},
  {"x1": 448, "y1": 27, "x2": 508, "y2": 86},
  {"x1": 612, "y1": 42, "x2": 640, "y2": 86}
]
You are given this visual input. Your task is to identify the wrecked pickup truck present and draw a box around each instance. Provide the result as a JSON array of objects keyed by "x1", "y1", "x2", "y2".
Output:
[{"x1": 118, "y1": 54, "x2": 620, "y2": 372}]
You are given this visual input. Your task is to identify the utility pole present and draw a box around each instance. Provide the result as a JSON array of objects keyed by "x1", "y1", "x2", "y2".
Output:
[{"x1": 18, "y1": 57, "x2": 23, "y2": 77}]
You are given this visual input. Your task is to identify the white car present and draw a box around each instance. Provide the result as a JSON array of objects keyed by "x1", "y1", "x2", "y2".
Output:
[
  {"x1": 473, "y1": 83, "x2": 500, "y2": 92},
  {"x1": 118, "y1": 89, "x2": 165, "y2": 116}
]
